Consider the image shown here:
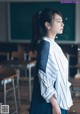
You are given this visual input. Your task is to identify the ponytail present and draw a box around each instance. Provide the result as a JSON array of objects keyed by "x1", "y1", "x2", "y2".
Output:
[{"x1": 31, "y1": 11, "x2": 41, "y2": 51}]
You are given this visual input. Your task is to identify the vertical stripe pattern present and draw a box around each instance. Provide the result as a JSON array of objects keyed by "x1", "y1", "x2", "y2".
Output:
[{"x1": 38, "y1": 37, "x2": 73, "y2": 110}]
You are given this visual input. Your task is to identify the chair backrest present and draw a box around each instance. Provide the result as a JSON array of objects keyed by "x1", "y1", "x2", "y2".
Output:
[{"x1": 11, "y1": 51, "x2": 25, "y2": 60}]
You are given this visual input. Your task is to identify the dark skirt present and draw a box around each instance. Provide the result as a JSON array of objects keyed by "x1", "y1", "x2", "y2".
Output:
[{"x1": 29, "y1": 77, "x2": 68, "y2": 114}]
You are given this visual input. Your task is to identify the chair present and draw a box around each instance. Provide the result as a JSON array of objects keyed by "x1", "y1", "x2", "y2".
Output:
[
  {"x1": 11, "y1": 51, "x2": 25, "y2": 60},
  {"x1": 11, "y1": 51, "x2": 36, "y2": 102},
  {"x1": 16, "y1": 51, "x2": 36, "y2": 102},
  {"x1": 0, "y1": 66, "x2": 18, "y2": 114},
  {"x1": 11, "y1": 51, "x2": 27, "y2": 77},
  {"x1": 10, "y1": 51, "x2": 23, "y2": 108}
]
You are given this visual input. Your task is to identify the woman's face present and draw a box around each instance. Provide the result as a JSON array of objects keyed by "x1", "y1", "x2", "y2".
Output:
[{"x1": 49, "y1": 13, "x2": 64, "y2": 35}]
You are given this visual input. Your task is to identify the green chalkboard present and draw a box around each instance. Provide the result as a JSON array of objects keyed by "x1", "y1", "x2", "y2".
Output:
[{"x1": 9, "y1": 2, "x2": 75, "y2": 42}]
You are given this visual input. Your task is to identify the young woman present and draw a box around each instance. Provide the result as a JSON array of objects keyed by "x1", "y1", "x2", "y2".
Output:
[{"x1": 29, "y1": 8, "x2": 73, "y2": 114}]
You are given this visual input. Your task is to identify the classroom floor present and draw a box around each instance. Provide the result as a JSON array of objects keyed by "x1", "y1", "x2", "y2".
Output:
[{"x1": 1, "y1": 77, "x2": 80, "y2": 114}]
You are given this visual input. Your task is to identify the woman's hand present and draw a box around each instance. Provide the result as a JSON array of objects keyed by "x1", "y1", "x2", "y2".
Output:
[
  {"x1": 50, "y1": 95, "x2": 61, "y2": 114},
  {"x1": 52, "y1": 103, "x2": 61, "y2": 114}
]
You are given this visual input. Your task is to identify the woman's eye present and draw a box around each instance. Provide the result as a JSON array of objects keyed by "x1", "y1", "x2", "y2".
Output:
[
  {"x1": 58, "y1": 21, "x2": 61, "y2": 23},
  {"x1": 56, "y1": 21, "x2": 61, "y2": 23},
  {"x1": 57, "y1": 20, "x2": 63, "y2": 23}
]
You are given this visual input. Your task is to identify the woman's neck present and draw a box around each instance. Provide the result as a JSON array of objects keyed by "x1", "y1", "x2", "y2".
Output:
[{"x1": 45, "y1": 33, "x2": 56, "y2": 40}]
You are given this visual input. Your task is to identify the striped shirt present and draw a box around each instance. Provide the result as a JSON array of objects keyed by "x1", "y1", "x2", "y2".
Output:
[{"x1": 38, "y1": 37, "x2": 73, "y2": 110}]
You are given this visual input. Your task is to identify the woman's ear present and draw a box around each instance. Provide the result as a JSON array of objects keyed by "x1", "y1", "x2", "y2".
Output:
[{"x1": 45, "y1": 22, "x2": 51, "y2": 30}]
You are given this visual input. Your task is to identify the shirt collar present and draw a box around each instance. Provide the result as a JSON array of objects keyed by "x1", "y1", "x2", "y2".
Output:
[{"x1": 43, "y1": 36, "x2": 55, "y2": 43}]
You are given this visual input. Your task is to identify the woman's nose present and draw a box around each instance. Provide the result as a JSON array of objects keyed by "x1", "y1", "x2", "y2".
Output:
[{"x1": 61, "y1": 22, "x2": 64, "y2": 27}]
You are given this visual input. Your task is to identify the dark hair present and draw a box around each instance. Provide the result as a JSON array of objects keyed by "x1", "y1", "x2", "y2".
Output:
[
  {"x1": 39, "y1": 8, "x2": 62, "y2": 31},
  {"x1": 31, "y1": 8, "x2": 62, "y2": 51}
]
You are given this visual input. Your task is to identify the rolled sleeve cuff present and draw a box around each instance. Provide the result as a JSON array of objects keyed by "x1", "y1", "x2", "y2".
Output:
[
  {"x1": 38, "y1": 69, "x2": 57, "y2": 103},
  {"x1": 41, "y1": 86, "x2": 57, "y2": 103}
]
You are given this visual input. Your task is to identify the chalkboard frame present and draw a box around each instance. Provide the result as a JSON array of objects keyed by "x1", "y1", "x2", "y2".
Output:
[{"x1": 8, "y1": 2, "x2": 75, "y2": 43}]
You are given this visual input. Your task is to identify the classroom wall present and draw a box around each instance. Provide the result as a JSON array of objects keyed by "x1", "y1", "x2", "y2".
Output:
[
  {"x1": 0, "y1": 2, "x2": 8, "y2": 42},
  {"x1": 0, "y1": 1, "x2": 80, "y2": 43}
]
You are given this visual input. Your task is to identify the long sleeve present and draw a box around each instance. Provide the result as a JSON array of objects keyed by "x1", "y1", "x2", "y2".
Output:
[{"x1": 37, "y1": 40, "x2": 58, "y2": 102}]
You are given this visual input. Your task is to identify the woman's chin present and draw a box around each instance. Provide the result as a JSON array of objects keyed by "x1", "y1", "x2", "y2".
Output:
[{"x1": 58, "y1": 32, "x2": 63, "y2": 34}]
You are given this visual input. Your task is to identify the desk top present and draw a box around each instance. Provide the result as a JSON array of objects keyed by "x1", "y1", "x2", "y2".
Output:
[
  {"x1": 1, "y1": 60, "x2": 36, "y2": 65},
  {"x1": 0, "y1": 60, "x2": 36, "y2": 70}
]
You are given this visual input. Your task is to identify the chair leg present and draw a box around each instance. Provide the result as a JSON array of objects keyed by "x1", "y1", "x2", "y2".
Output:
[
  {"x1": 4, "y1": 80, "x2": 6, "y2": 105},
  {"x1": 16, "y1": 69, "x2": 21, "y2": 109},
  {"x1": 29, "y1": 66, "x2": 32, "y2": 102},
  {"x1": 12, "y1": 78, "x2": 18, "y2": 114}
]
